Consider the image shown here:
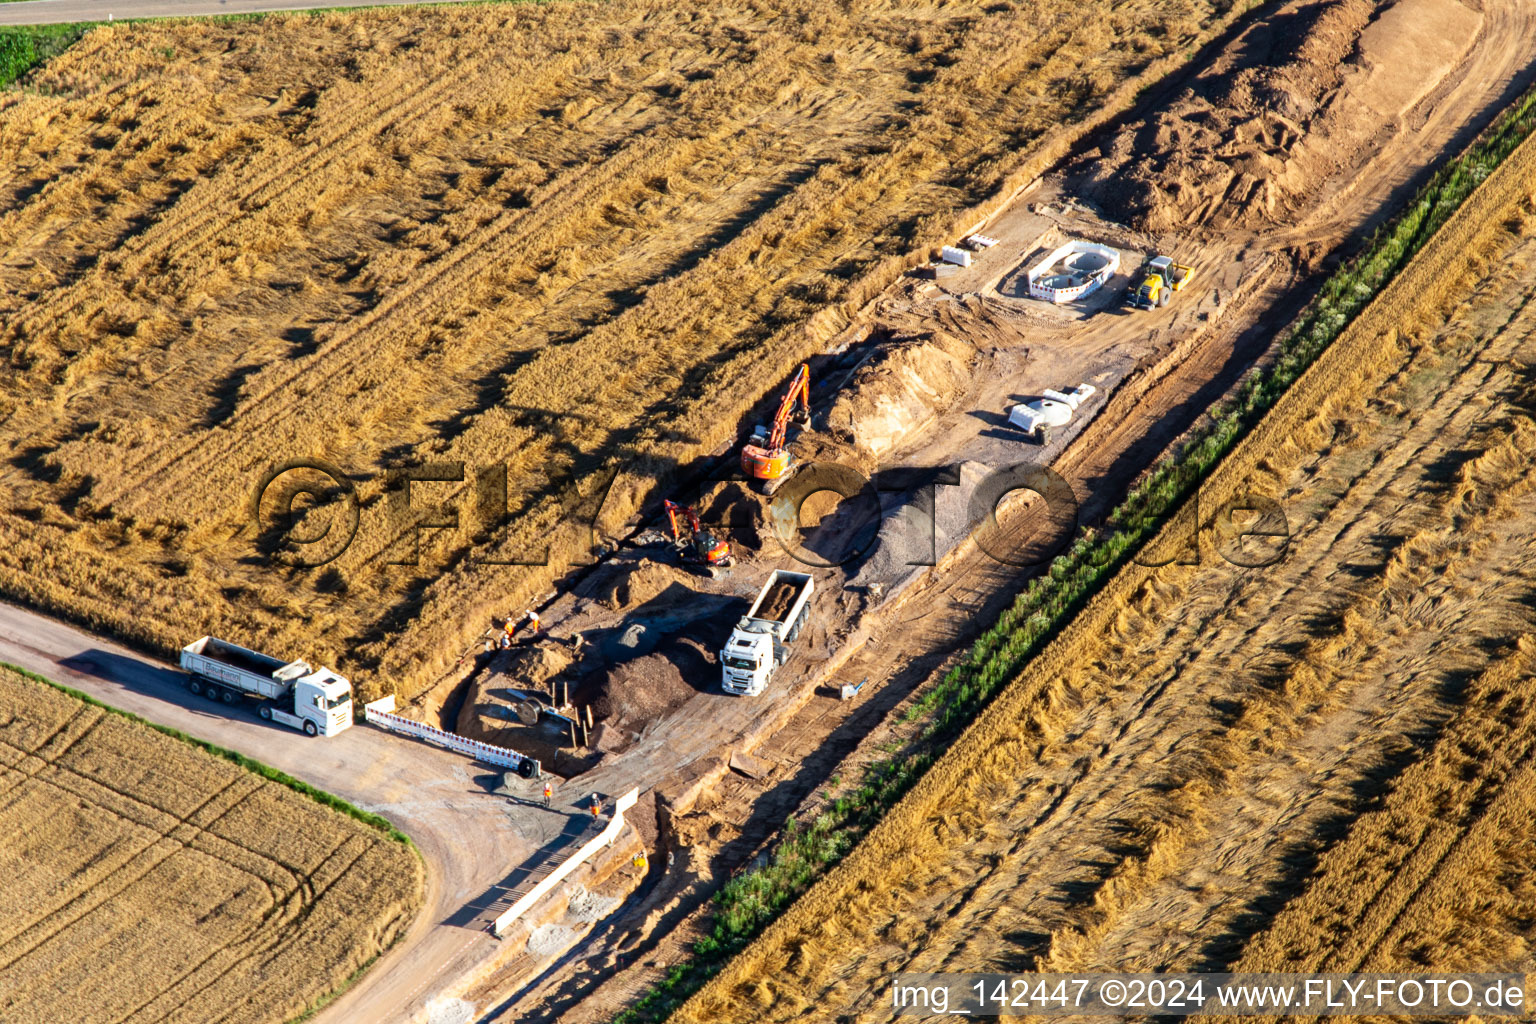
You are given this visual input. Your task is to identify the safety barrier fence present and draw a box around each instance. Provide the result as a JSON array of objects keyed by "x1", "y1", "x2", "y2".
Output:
[{"x1": 363, "y1": 695, "x2": 541, "y2": 777}]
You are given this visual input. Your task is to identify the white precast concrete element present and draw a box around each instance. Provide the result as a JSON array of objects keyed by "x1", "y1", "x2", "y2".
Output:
[
  {"x1": 1008, "y1": 383, "x2": 1099, "y2": 435},
  {"x1": 940, "y1": 245, "x2": 973, "y2": 267},
  {"x1": 1008, "y1": 404, "x2": 1048, "y2": 434},
  {"x1": 1042, "y1": 383, "x2": 1097, "y2": 409},
  {"x1": 364, "y1": 695, "x2": 541, "y2": 776},
  {"x1": 966, "y1": 234, "x2": 999, "y2": 249},
  {"x1": 1026, "y1": 239, "x2": 1121, "y2": 303},
  {"x1": 492, "y1": 787, "x2": 641, "y2": 938}
]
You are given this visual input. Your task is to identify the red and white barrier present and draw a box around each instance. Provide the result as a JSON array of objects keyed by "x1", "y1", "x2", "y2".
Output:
[
  {"x1": 364, "y1": 696, "x2": 541, "y2": 776},
  {"x1": 1026, "y1": 239, "x2": 1121, "y2": 303}
]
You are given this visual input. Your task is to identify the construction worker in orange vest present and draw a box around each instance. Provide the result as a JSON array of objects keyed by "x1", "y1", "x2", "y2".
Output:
[{"x1": 542, "y1": 780, "x2": 553, "y2": 807}]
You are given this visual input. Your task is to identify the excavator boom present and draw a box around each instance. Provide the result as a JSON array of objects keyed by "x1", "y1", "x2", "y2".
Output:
[{"x1": 767, "y1": 364, "x2": 811, "y2": 452}]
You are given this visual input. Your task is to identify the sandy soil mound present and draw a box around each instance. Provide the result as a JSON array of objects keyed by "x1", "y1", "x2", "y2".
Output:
[
  {"x1": 586, "y1": 626, "x2": 718, "y2": 735},
  {"x1": 786, "y1": 428, "x2": 878, "y2": 478},
  {"x1": 825, "y1": 329, "x2": 976, "y2": 459},
  {"x1": 696, "y1": 480, "x2": 765, "y2": 553},
  {"x1": 578, "y1": 558, "x2": 697, "y2": 613},
  {"x1": 1068, "y1": 0, "x2": 1479, "y2": 232}
]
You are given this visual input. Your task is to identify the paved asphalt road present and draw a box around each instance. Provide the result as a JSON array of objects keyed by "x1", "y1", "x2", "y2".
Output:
[
  {"x1": 0, "y1": 600, "x2": 562, "y2": 1023},
  {"x1": 0, "y1": 0, "x2": 468, "y2": 26}
]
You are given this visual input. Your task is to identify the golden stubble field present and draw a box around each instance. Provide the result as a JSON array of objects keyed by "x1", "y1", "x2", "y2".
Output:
[
  {"x1": 0, "y1": 0, "x2": 1244, "y2": 700},
  {"x1": 674, "y1": 137, "x2": 1536, "y2": 1020},
  {"x1": 0, "y1": 666, "x2": 421, "y2": 1023}
]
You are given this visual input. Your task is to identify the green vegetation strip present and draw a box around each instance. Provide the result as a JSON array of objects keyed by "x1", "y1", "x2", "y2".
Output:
[
  {"x1": 614, "y1": 77, "x2": 1536, "y2": 1024},
  {"x1": 0, "y1": 24, "x2": 92, "y2": 87},
  {"x1": 1, "y1": 661, "x2": 414, "y2": 846}
]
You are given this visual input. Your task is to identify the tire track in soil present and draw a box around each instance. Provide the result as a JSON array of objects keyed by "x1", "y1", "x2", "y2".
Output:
[
  {"x1": 4, "y1": 55, "x2": 492, "y2": 382},
  {"x1": 96, "y1": 38, "x2": 812, "y2": 516}
]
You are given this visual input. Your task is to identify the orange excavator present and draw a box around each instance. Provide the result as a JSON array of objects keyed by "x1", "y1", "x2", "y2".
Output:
[
  {"x1": 741, "y1": 363, "x2": 812, "y2": 493},
  {"x1": 664, "y1": 499, "x2": 734, "y2": 571}
]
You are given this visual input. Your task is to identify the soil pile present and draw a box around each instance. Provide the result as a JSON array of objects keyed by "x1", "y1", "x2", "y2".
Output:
[
  {"x1": 1067, "y1": 0, "x2": 1478, "y2": 232},
  {"x1": 758, "y1": 578, "x2": 800, "y2": 623},
  {"x1": 825, "y1": 329, "x2": 975, "y2": 458},
  {"x1": 585, "y1": 624, "x2": 718, "y2": 735},
  {"x1": 696, "y1": 480, "x2": 765, "y2": 554},
  {"x1": 579, "y1": 559, "x2": 696, "y2": 613},
  {"x1": 785, "y1": 428, "x2": 878, "y2": 478}
]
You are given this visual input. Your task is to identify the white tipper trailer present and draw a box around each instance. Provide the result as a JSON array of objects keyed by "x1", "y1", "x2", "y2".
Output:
[
  {"x1": 180, "y1": 636, "x2": 354, "y2": 737},
  {"x1": 720, "y1": 570, "x2": 814, "y2": 696}
]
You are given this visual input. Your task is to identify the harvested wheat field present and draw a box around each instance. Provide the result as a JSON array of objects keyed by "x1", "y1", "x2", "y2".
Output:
[
  {"x1": 674, "y1": 134, "x2": 1536, "y2": 1023},
  {"x1": 0, "y1": 666, "x2": 421, "y2": 1023},
  {"x1": 0, "y1": 0, "x2": 1251, "y2": 701}
]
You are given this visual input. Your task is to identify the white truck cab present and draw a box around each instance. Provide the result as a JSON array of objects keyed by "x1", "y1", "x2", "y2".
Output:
[
  {"x1": 721, "y1": 624, "x2": 780, "y2": 696},
  {"x1": 286, "y1": 670, "x2": 354, "y2": 737}
]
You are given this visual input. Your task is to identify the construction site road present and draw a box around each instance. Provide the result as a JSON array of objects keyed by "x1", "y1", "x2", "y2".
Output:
[
  {"x1": 0, "y1": 598, "x2": 547, "y2": 1024},
  {"x1": 0, "y1": 0, "x2": 472, "y2": 27}
]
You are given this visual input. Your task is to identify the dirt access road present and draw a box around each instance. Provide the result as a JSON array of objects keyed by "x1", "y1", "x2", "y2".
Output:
[
  {"x1": 0, "y1": 0, "x2": 471, "y2": 26},
  {"x1": 0, "y1": 599, "x2": 571, "y2": 1024}
]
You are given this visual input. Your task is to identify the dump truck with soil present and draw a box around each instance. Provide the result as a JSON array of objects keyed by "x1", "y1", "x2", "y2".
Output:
[
  {"x1": 720, "y1": 570, "x2": 814, "y2": 696},
  {"x1": 180, "y1": 636, "x2": 354, "y2": 736}
]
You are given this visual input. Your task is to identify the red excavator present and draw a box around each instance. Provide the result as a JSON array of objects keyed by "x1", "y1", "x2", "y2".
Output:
[
  {"x1": 664, "y1": 499, "x2": 734, "y2": 571},
  {"x1": 741, "y1": 363, "x2": 812, "y2": 493}
]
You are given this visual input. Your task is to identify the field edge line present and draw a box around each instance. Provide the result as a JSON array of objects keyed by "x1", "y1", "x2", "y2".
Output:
[{"x1": 0, "y1": 659, "x2": 418, "y2": 849}]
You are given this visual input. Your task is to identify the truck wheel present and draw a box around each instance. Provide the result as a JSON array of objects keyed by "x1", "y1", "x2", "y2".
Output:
[
  {"x1": 303, "y1": 720, "x2": 318, "y2": 737},
  {"x1": 220, "y1": 688, "x2": 237, "y2": 705},
  {"x1": 205, "y1": 685, "x2": 224, "y2": 702},
  {"x1": 187, "y1": 677, "x2": 203, "y2": 696},
  {"x1": 259, "y1": 705, "x2": 273, "y2": 721}
]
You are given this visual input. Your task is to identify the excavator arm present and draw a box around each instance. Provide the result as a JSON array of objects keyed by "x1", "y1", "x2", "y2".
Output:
[
  {"x1": 662, "y1": 499, "x2": 733, "y2": 568},
  {"x1": 766, "y1": 364, "x2": 811, "y2": 451}
]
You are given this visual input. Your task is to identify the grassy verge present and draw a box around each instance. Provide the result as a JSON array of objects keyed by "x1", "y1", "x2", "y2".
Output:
[
  {"x1": 290, "y1": 944, "x2": 392, "y2": 1023},
  {"x1": 1, "y1": 660, "x2": 414, "y2": 846},
  {"x1": 613, "y1": 77, "x2": 1536, "y2": 1024},
  {"x1": 0, "y1": 24, "x2": 92, "y2": 86}
]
